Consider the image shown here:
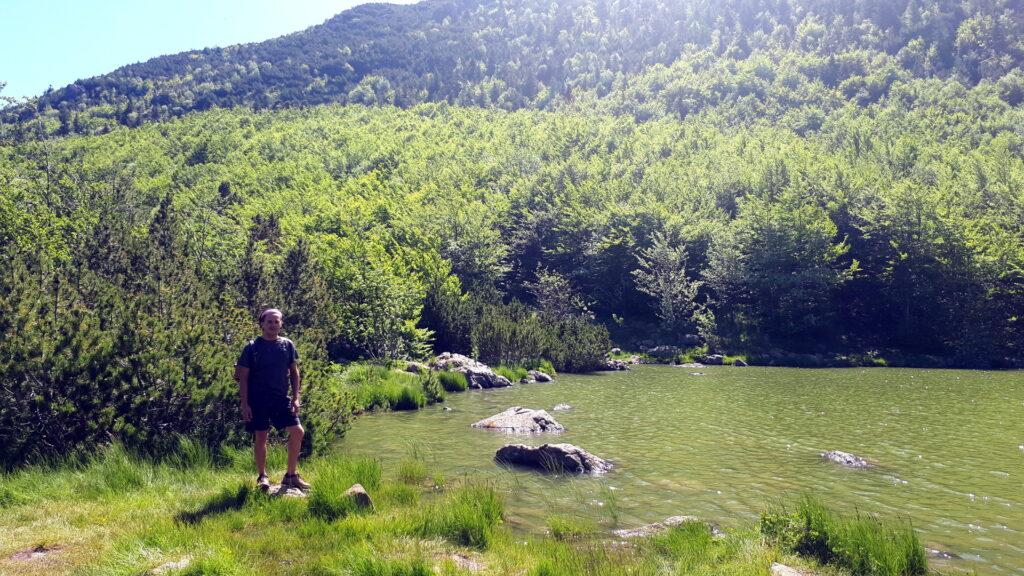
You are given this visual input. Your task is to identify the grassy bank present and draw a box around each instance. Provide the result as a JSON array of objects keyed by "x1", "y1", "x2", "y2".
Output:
[{"x1": 0, "y1": 443, "x2": 930, "y2": 576}]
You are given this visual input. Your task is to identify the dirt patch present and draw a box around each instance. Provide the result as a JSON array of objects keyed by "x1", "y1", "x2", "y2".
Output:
[
  {"x1": 151, "y1": 555, "x2": 193, "y2": 575},
  {"x1": 442, "y1": 552, "x2": 486, "y2": 572},
  {"x1": 9, "y1": 545, "x2": 61, "y2": 561}
]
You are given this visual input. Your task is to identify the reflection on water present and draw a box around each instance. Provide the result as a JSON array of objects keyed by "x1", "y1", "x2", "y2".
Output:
[{"x1": 340, "y1": 366, "x2": 1024, "y2": 575}]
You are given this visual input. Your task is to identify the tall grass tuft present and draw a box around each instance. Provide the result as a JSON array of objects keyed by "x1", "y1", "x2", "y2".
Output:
[
  {"x1": 760, "y1": 495, "x2": 927, "y2": 576},
  {"x1": 546, "y1": 515, "x2": 598, "y2": 541},
  {"x1": 413, "y1": 482, "x2": 503, "y2": 549},
  {"x1": 76, "y1": 443, "x2": 153, "y2": 497},
  {"x1": 308, "y1": 458, "x2": 382, "y2": 520},
  {"x1": 495, "y1": 365, "x2": 529, "y2": 382},
  {"x1": 523, "y1": 358, "x2": 557, "y2": 376},
  {"x1": 351, "y1": 556, "x2": 434, "y2": 576},
  {"x1": 437, "y1": 371, "x2": 468, "y2": 392},
  {"x1": 649, "y1": 520, "x2": 716, "y2": 569},
  {"x1": 168, "y1": 435, "x2": 216, "y2": 469},
  {"x1": 344, "y1": 364, "x2": 427, "y2": 411}
]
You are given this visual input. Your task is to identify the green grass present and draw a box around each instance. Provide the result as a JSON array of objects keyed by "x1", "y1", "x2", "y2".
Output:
[
  {"x1": 0, "y1": 443, "x2": 929, "y2": 576},
  {"x1": 546, "y1": 515, "x2": 598, "y2": 541},
  {"x1": 523, "y1": 358, "x2": 557, "y2": 376},
  {"x1": 674, "y1": 345, "x2": 709, "y2": 364},
  {"x1": 412, "y1": 482, "x2": 504, "y2": 549},
  {"x1": 343, "y1": 364, "x2": 428, "y2": 411},
  {"x1": 437, "y1": 370, "x2": 468, "y2": 392},
  {"x1": 350, "y1": 556, "x2": 435, "y2": 576},
  {"x1": 495, "y1": 365, "x2": 530, "y2": 382},
  {"x1": 761, "y1": 495, "x2": 927, "y2": 576}
]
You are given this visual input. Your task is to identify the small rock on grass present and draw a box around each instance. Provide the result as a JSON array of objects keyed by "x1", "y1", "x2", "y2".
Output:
[
  {"x1": 343, "y1": 483, "x2": 374, "y2": 509},
  {"x1": 268, "y1": 484, "x2": 307, "y2": 498}
]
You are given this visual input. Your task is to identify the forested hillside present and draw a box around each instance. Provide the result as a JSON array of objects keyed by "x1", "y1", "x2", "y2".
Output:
[
  {"x1": 3, "y1": 0, "x2": 1023, "y2": 138},
  {"x1": 2, "y1": 0, "x2": 1023, "y2": 465}
]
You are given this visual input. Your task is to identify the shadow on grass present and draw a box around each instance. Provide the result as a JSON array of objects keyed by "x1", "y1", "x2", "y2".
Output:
[{"x1": 175, "y1": 483, "x2": 250, "y2": 525}]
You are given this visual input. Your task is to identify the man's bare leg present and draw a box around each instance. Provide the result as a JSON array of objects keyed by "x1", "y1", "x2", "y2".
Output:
[
  {"x1": 286, "y1": 424, "x2": 304, "y2": 475},
  {"x1": 254, "y1": 430, "x2": 269, "y2": 477}
]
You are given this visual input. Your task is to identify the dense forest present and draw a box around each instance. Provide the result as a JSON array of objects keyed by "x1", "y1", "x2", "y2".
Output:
[{"x1": 1, "y1": 0, "x2": 1022, "y2": 466}]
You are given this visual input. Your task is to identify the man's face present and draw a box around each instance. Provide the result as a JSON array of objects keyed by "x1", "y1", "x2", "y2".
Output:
[{"x1": 261, "y1": 313, "x2": 283, "y2": 337}]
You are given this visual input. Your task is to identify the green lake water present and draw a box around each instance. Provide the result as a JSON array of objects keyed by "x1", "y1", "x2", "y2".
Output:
[{"x1": 339, "y1": 366, "x2": 1024, "y2": 574}]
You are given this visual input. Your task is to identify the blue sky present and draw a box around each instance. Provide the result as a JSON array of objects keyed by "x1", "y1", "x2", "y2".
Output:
[{"x1": 0, "y1": 0, "x2": 415, "y2": 100}]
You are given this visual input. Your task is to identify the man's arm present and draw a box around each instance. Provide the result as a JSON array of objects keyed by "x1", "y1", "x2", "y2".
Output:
[{"x1": 238, "y1": 366, "x2": 252, "y2": 421}]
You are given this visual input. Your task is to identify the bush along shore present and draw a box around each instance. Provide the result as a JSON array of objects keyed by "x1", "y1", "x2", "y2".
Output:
[
  {"x1": 0, "y1": 441, "x2": 933, "y2": 576},
  {"x1": 605, "y1": 343, "x2": 1024, "y2": 370}
]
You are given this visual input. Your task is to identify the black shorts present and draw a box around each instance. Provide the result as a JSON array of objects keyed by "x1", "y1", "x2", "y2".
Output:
[{"x1": 245, "y1": 395, "x2": 300, "y2": 432}]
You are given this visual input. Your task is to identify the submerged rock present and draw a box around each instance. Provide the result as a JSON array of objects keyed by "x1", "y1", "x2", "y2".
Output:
[
  {"x1": 472, "y1": 407, "x2": 564, "y2": 433},
  {"x1": 495, "y1": 443, "x2": 611, "y2": 474},
  {"x1": 613, "y1": 515, "x2": 721, "y2": 538},
  {"x1": 821, "y1": 450, "x2": 870, "y2": 468},
  {"x1": 927, "y1": 548, "x2": 962, "y2": 560},
  {"x1": 552, "y1": 403, "x2": 572, "y2": 411},
  {"x1": 431, "y1": 352, "x2": 513, "y2": 388}
]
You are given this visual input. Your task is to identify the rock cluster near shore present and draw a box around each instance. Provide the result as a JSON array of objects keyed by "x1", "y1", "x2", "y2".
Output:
[
  {"x1": 495, "y1": 443, "x2": 612, "y2": 474},
  {"x1": 431, "y1": 352, "x2": 513, "y2": 388},
  {"x1": 472, "y1": 407, "x2": 564, "y2": 433}
]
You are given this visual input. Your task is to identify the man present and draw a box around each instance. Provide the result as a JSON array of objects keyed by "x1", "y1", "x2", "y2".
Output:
[{"x1": 237, "y1": 308, "x2": 310, "y2": 491}]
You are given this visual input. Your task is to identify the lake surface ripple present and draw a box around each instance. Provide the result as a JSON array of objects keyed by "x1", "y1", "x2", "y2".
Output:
[{"x1": 340, "y1": 366, "x2": 1024, "y2": 575}]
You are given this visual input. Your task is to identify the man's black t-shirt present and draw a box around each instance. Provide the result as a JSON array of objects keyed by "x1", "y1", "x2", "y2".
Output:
[{"x1": 237, "y1": 337, "x2": 299, "y2": 401}]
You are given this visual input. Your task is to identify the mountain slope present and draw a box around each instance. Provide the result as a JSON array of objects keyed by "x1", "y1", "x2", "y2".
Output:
[{"x1": 4, "y1": 0, "x2": 1023, "y2": 136}]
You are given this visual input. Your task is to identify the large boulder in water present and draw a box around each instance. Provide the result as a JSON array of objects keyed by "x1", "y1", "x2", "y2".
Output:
[
  {"x1": 431, "y1": 352, "x2": 512, "y2": 389},
  {"x1": 821, "y1": 450, "x2": 870, "y2": 468},
  {"x1": 495, "y1": 443, "x2": 611, "y2": 474},
  {"x1": 472, "y1": 407, "x2": 564, "y2": 433},
  {"x1": 528, "y1": 370, "x2": 553, "y2": 382}
]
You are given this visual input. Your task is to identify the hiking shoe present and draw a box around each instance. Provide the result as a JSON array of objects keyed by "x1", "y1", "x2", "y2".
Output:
[
  {"x1": 256, "y1": 474, "x2": 271, "y2": 492},
  {"x1": 281, "y1": 473, "x2": 311, "y2": 491}
]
